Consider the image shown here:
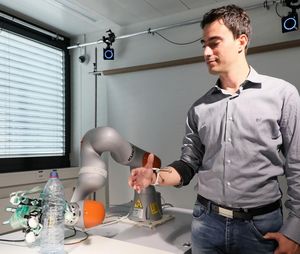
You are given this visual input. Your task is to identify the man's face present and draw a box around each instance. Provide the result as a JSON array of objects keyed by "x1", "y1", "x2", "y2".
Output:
[{"x1": 201, "y1": 19, "x2": 242, "y2": 75}]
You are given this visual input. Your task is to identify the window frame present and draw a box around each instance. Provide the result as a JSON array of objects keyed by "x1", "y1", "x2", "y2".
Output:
[{"x1": 0, "y1": 12, "x2": 70, "y2": 173}]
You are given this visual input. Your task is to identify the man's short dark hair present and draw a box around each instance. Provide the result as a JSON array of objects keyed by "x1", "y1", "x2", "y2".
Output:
[{"x1": 201, "y1": 5, "x2": 252, "y2": 47}]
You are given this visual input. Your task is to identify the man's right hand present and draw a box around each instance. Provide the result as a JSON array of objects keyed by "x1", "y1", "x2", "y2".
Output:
[{"x1": 128, "y1": 153, "x2": 155, "y2": 193}]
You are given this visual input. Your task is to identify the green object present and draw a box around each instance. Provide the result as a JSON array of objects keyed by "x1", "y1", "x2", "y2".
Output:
[{"x1": 10, "y1": 205, "x2": 30, "y2": 229}]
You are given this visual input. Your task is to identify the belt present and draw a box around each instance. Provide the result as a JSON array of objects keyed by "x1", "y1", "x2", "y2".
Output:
[{"x1": 197, "y1": 195, "x2": 281, "y2": 220}]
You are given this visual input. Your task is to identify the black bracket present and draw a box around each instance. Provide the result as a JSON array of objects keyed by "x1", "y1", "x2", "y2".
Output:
[
  {"x1": 102, "y1": 29, "x2": 116, "y2": 49},
  {"x1": 285, "y1": 0, "x2": 300, "y2": 12}
]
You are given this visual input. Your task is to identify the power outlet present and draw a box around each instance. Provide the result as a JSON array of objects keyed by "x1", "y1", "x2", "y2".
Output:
[{"x1": 36, "y1": 170, "x2": 47, "y2": 181}]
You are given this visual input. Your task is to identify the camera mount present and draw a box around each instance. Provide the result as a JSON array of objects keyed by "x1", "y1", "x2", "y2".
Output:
[
  {"x1": 285, "y1": 0, "x2": 300, "y2": 11},
  {"x1": 102, "y1": 29, "x2": 115, "y2": 60},
  {"x1": 102, "y1": 29, "x2": 115, "y2": 49}
]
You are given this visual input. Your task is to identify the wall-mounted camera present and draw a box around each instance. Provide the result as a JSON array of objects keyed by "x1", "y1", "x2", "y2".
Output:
[
  {"x1": 103, "y1": 47, "x2": 114, "y2": 60},
  {"x1": 78, "y1": 34, "x2": 90, "y2": 64},
  {"x1": 282, "y1": 0, "x2": 300, "y2": 33},
  {"x1": 282, "y1": 12, "x2": 298, "y2": 32},
  {"x1": 79, "y1": 55, "x2": 86, "y2": 63},
  {"x1": 102, "y1": 29, "x2": 115, "y2": 60}
]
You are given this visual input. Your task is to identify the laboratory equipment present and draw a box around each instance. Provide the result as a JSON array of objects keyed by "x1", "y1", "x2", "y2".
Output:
[
  {"x1": 4, "y1": 187, "x2": 105, "y2": 244},
  {"x1": 71, "y1": 126, "x2": 163, "y2": 222},
  {"x1": 3, "y1": 126, "x2": 162, "y2": 243}
]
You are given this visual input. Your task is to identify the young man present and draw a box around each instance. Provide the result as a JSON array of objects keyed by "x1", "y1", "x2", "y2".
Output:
[{"x1": 128, "y1": 5, "x2": 300, "y2": 254}]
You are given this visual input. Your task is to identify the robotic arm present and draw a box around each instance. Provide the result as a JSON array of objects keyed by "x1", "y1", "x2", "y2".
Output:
[
  {"x1": 71, "y1": 126, "x2": 162, "y2": 222},
  {"x1": 71, "y1": 126, "x2": 160, "y2": 202}
]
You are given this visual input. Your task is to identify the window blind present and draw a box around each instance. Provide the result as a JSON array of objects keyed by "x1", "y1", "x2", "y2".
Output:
[{"x1": 0, "y1": 29, "x2": 65, "y2": 158}]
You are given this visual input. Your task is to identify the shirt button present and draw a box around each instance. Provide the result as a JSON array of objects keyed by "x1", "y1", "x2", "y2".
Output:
[
  {"x1": 227, "y1": 138, "x2": 232, "y2": 142},
  {"x1": 227, "y1": 182, "x2": 231, "y2": 186},
  {"x1": 227, "y1": 160, "x2": 231, "y2": 164},
  {"x1": 229, "y1": 117, "x2": 233, "y2": 121}
]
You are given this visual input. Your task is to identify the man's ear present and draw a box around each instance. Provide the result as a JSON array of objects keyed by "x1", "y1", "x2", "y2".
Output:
[{"x1": 238, "y1": 34, "x2": 248, "y2": 53}]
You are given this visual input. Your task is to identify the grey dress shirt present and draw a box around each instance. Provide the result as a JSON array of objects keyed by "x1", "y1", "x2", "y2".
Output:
[{"x1": 179, "y1": 66, "x2": 300, "y2": 243}]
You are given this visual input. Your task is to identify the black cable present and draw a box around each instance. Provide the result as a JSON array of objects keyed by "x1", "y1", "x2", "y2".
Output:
[
  {"x1": 64, "y1": 227, "x2": 89, "y2": 245},
  {"x1": 263, "y1": 0, "x2": 270, "y2": 10},
  {"x1": 154, "y1": 31, "x2": 201, "y2": 45},
  {"x1": 0, "y1": 227, "x2": 79, "y2": 243},
  {"x1": 162, "y1": 203, "x2": 174, "y2": 209},
  {"x1": 275, "y1": 3, "x2": 284, "y2": 17},
  {"x1": 64, "y1": 227, "x2": 76, "y2": 240},
  {"x1": 0, "y1": 238, "x2": 25, "y2": 242}
]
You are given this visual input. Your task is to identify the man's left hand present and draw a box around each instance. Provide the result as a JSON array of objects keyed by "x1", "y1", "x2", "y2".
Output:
[{"x1": 264, "y1": 232, "x2": 300, "y2": 254}]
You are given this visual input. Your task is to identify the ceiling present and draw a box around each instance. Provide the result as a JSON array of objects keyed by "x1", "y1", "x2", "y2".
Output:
[{"x1": 0, "y1": 0, "x2": 261, "y2": 37}]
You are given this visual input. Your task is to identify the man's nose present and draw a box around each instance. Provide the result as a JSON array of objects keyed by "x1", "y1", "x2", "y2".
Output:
[{"x1": 203, "y1": 46, "x2": 212, "y2": 57}]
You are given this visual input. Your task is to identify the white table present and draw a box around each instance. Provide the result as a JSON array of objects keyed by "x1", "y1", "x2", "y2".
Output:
[
  {"x1": 0, "y1": 206, "x2": 192, "y2": 254},
  {"x1": 88, "y1": 206, "x2": 192, "y2": 253},
  {"x1": 0, "y1": 233, "x2": 173, "y2": 254}
]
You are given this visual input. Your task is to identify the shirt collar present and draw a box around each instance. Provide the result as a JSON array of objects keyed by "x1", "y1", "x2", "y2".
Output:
[
  {"x1": 244, "y1": 66, "x2": 262, "y2": 89},
  {"x1": 212, "y1": 66, "x2": 262, "y2": 94}
]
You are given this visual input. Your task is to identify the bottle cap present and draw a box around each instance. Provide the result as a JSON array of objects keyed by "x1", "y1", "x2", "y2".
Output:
[{"x1": 50, "y1": 170, "x2": 59, "y2": 178}]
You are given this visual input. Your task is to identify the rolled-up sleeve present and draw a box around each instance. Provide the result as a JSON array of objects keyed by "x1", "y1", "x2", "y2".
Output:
[{"x1": 180, "y1": 106, "x2": 205, "y2": 173}]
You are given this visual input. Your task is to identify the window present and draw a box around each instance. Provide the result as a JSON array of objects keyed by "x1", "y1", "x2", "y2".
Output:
[{"x1": 0, "y1": 12, "x2": 70, "y2": 173}]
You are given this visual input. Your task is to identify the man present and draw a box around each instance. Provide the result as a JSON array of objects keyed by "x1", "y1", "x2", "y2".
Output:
[{"x1": 128, "y1": 5, "x2": 300, "y2": 254}]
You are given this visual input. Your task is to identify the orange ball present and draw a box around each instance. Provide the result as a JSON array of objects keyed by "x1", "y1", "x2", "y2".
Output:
[{"x1": 82, "y1": 200, "x2": 105, "y2": 228}]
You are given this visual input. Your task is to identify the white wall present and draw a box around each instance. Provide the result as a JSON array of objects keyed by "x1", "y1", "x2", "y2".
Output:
[
  {"x1": 70, "y1": 4, "x2": 300, "y2": 209},
  {"x1": 105, "y1": 63, "x2": 213, "y2": 207}
]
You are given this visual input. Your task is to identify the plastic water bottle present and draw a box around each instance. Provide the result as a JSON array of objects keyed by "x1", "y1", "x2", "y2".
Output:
[{"x1": 40, "y1": 169, "x2": 65, "y2": 254}]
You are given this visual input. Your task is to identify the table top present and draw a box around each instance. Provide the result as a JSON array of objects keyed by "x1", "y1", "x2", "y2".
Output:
[
  {"x1": 0, "y1": 233, "x2": 174, "y2": 254},
  {"x1": 0, "y1": 206, "x2": 192, "y2": 254}
]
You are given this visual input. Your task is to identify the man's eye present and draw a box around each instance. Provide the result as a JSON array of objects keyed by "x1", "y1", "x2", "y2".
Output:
[
  {"x1": 202, "y1": 41, "x2": 220, "y2": 49},
  {"x1": 209, "y1": 42, "x2": 219, "y2": 48}
]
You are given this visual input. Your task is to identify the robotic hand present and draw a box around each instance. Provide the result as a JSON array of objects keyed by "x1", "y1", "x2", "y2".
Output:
[
  {"x1": 4, "y1": 187, "x2": 105, "y2": 244},
  {"x1": 4, "y1": 186, "x2": 44, "y2": 244}
]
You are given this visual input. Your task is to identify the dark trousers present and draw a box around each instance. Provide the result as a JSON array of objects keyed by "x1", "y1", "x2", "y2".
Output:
[{"x1": 191, "y1": 200, "x2": 282, "y2": 254}]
